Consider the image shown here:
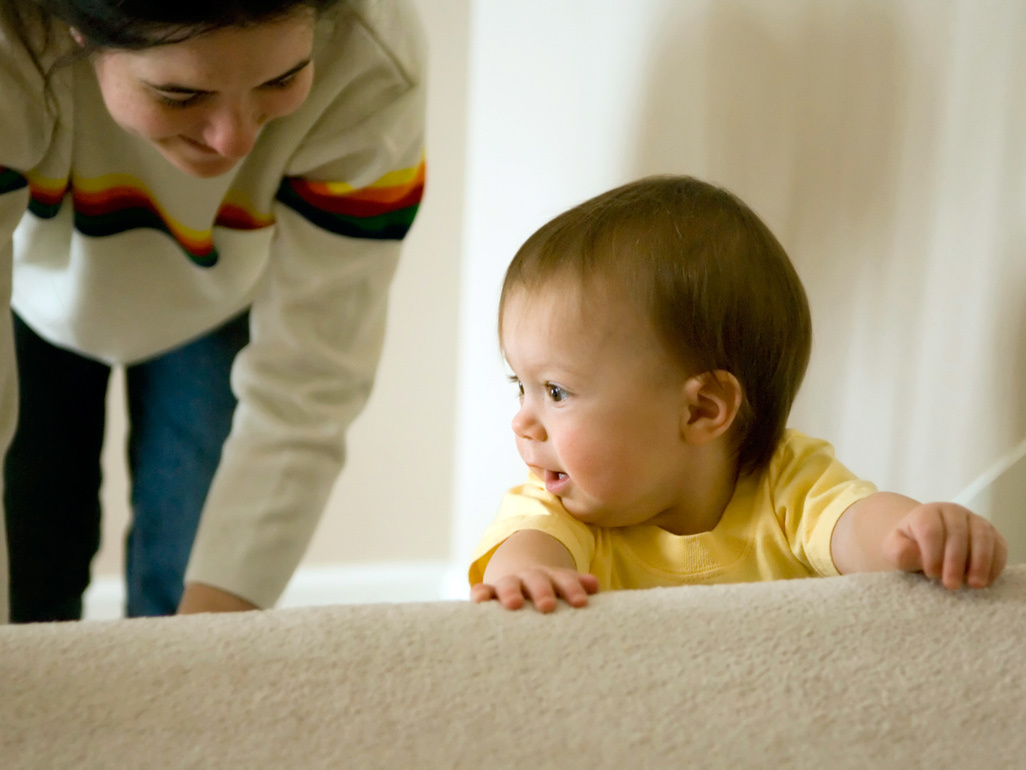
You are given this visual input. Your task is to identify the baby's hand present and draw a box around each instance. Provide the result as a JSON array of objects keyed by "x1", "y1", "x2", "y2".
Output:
[
  {"x1": 470, "y1": 567, "x2": 599, "y2": 613},
  {"x1": 883, "y1": 503, "x2": 1008, "y2": 589}
]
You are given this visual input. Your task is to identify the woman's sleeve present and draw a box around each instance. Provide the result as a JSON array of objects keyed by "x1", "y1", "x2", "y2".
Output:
[
  {"x1": 184, "y1": 2, "x2": 427, "y2": 608},
  {"x1": 0, "y1": 15, "x2": 60, "y2": 622},
  {"x1": 0, "y1": 180, "x2": 29, "y2": 624}
]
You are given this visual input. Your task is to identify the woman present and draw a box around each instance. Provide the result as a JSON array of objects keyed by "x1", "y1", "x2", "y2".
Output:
[{"x1": 0, "y1": 0, "x2": 426, "y2": 621}]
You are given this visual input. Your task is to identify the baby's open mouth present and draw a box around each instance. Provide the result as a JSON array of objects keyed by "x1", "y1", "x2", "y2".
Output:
[{"x1": 542, "y1": 469, "x2": 570, "y2": 495}]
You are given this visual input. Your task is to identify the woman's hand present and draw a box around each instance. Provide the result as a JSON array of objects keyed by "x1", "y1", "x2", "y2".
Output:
[{"x1": 177, "y1": 582, "x2": 259, "y2": 614}]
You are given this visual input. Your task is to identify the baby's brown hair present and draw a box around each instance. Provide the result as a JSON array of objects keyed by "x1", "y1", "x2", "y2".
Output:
[{"x1": 499, "y1": 175, "x2": 812, "y2": 478}]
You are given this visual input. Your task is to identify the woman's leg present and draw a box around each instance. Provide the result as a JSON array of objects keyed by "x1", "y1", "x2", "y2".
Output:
[
  {"x1": 124, "y1": 312, "x2": 249, "y2": 617},
  {"x1": 4, "y1": 314, "x2": 111, "y2": 623}
]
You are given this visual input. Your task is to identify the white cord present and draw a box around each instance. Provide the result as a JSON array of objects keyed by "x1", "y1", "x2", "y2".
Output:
[{"x1": 952, "y1": 434, "x2": 1026, "y2": 506}]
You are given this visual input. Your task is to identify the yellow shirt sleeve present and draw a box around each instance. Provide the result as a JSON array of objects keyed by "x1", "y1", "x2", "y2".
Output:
[
  {"x1": 769, "y1": 430, "x2": 878, "y2": 576},
  {"x1": 467, "y1": 475, "x2": 597, "y2": 586}
]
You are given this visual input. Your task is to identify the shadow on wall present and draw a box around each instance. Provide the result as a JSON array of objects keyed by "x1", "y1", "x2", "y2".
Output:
[
  {"x1": 631, "y1": 0, "x2": 1026, "y2": 527},
  {"x1": 971, "y1": 6, "x2": 1026, "y2": 561},
  {"x1": 984, "y1": 277, "x2": 1026, "y2": 563},
  {"x1": 995, "y1": 30, "x2": 1026, "y2": 451},
  {"x1": 632, "y1": 0, "x2": 921, "y2": 468}
]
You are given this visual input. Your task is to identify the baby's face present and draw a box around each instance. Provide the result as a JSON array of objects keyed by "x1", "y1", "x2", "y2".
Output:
[{"x1": 501, "y1": 283, "x2": 696, "y2": 529}]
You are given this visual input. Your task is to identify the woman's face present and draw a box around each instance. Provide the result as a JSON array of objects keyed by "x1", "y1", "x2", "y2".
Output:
[{"x1": 88, "y1": 11, "x2": 316, "y2": 178}]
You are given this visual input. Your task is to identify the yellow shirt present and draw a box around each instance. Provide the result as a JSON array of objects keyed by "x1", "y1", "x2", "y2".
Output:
[{"x1": 468, "y1": 430, "x2": 877, "y2": 589}]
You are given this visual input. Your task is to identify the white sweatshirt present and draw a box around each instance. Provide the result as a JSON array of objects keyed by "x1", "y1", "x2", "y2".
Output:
[{"x1": 0, "y1": 0, "x2": 426, "y2": 610}]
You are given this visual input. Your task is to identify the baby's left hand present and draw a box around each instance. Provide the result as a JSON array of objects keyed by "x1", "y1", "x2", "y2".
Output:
[{"x1": 883, "y1": 503, "x2": 1007, "y2": 589}]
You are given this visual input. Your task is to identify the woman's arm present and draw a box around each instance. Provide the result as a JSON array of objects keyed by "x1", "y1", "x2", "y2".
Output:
[
  {"x1": 0, "y1": 185, "x2": 28, "y2": 625},
  {"x1": 181, "y1": 3, "x2": 427, "y2": 612}
]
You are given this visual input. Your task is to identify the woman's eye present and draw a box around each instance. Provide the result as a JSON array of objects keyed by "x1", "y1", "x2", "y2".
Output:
[
  {"x1": 156, "y1": 93, "x2": 199, "y2": 109},
  {"x1": 546, "y1": 383, "x2": 568, "y2": 402},
  {"x1": 264, "y1": 74, "x2": 296, "y2": 90}
]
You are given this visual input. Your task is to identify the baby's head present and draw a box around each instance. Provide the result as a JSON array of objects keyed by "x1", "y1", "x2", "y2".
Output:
[{"x1": 500, "y1": 175, "x2": 811, "y2": 492}]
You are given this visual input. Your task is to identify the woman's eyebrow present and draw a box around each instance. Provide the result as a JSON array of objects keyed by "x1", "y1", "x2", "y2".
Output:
[
  {"x1": 261, "y1": 58, "x2": 312, "y2": 85},
  {"x1": 145, "y1": 58, "x2": 312, "y2": 94}
]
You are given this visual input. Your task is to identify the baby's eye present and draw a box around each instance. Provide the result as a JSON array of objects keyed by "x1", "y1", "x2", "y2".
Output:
[
  {"x1": 507, "y1": 375, "x2": 524, "y2": 398},
  {"x1": 546, "y1": 383, "x2": 568, "y2": 402}
]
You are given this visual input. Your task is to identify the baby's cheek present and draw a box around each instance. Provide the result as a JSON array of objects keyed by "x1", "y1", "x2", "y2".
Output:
[{"x1": 560, "y1": 433, "x2": 629, "y2": 497}]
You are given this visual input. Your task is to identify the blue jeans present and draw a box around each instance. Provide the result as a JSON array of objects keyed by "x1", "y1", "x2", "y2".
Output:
[{"x1": 4, "y1": 311, "x2": 249, "y2": 621}]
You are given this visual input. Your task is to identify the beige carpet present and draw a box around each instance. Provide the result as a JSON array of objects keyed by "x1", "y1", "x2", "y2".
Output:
[{"x1": 2, "y1": 567, "x2": 1024, "y2": 768}]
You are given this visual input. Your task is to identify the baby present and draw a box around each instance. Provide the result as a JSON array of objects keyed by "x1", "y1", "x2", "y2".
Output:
[{"x1": 469, "y1": 175, "x2": 1007, "y2": 612}]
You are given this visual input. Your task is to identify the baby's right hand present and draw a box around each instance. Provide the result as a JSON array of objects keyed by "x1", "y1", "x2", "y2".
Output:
[{"x1": 470, "y1": 567, "x2": 599, "y2": 613}]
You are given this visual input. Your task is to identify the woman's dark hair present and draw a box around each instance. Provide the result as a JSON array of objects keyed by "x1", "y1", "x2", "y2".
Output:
[
  {"x1": 3, "y1": 0, "x2": 342, "y2": 99},
  {"x1": 28, "y1": 0, "x2": 342, "y2": 50}
]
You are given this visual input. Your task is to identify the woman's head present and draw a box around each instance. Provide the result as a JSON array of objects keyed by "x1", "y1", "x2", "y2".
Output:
[
  {"x1": 8, "y1": 1, "x2": 342, "y2": 177},
  {"x1": 89, "y1": 13, "x2": 319, "y2": 177},
  {"x1": 499, "y1": 175, "x2": 813, "y2": 478},
  {"x1": 31, "y1": 1, "x2": 341, "y2": 50}
]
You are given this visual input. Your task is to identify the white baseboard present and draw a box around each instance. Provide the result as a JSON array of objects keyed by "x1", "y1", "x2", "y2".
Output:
[{"x1": 83, "y1": 560, "x2": 467, "y2": 621}]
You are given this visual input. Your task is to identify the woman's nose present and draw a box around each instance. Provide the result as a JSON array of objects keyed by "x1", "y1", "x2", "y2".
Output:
[{"x1": 202, "y1": 107, "x2": 265, "y2": 159}]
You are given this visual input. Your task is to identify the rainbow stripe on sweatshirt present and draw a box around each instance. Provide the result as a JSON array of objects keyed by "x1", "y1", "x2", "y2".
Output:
[{"x1": 0, "y1": 159, "x2": 425, "y2": 268}]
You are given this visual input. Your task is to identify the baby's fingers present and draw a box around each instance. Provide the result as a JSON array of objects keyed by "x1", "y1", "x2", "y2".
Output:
[
  {"x1": 549, "y1": 571, "x2": 599, "y2": 609},
  {"x1": 520, "y1": 571, "x2": 561, "y2": 613},
  {"x1": 470, "y1": 582, "x2": 497, "y2": 604},
  {"x1": 491, "y1": 575, "x2": 529, "y2": 610},
  {"x1": 902, "y1": 509, "x2": 946, "y2": 579},
  {"x1": 579, "y1": 573, "x2": 601, "y2": 594},
  {"x1": 939, "y1": 507, "x2": 970, "y2": 589},
  {"x1": 884, "y1": 529, "x2": 923, "y2": 573},
  {"x1": 966, "y1": 517, "x2": 993, "y2": 589},
  {"x1": 966, "y1": 516, "x2": 1008, "y2": 589}
]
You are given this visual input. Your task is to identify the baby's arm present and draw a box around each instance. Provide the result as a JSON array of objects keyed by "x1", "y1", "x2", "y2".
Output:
[
  {"x1": 830, "y1": 492, "x2": 1007, "y2": 589},
  {"x1": 470, "y1": 530, "x2": 599, "y2": 612}
]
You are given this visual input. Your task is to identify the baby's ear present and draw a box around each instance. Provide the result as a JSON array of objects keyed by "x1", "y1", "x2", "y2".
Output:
[{"x1": 679, "y1": 370, "x2": 743, "y2": 445}]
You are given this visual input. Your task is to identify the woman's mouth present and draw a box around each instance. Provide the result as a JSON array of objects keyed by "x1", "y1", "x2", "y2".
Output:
[{"x1": 181, "y1": 135, "x2": 220, "y2": 155}]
